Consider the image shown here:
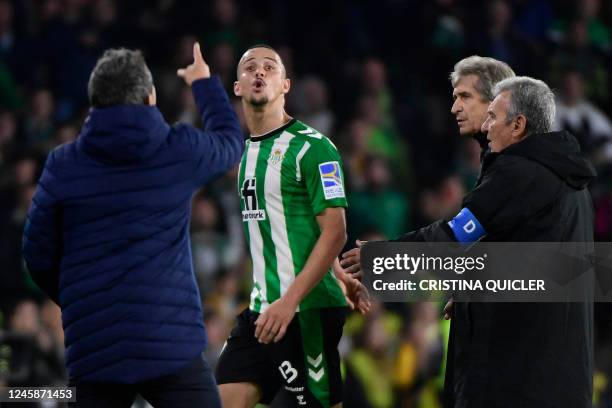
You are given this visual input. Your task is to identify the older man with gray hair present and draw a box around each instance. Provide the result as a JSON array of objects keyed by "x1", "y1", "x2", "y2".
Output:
[
  {"x1": 450, "y1": 56, "x2": 515, "y2": 155},
  {"x1": 482, "y1": 76, "x2": 556, "y2": 152}
]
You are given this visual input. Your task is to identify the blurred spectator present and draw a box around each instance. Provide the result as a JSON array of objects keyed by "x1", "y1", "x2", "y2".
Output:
[
  {"x1": 210, "y1": 41, "x2": 236, "y2": 90},
  {"x1": 554, "y1": 69, "x2": 612, "y2": 165},
  {"x1": 421, "y1": 0, "x2": 466, "y2": 83},
  {"x1": 514, "y1": 0, "x2": 554, "y2": 42},
  {"x1": 356, "y1": 95, "x2": 411, "y2": 188},
  {"x1": 23, "y1": 89, "x2": 55, "y2": 148},
  {"x1": 361, "y1": 58, "x2": 394, "y2": 130},
  {"x1": 156, "y1": 34, "x2": 198, "y2": 120},
  {"x1": 456, "y1": 137, "x2": 483, "y2": 190},
  {"x1": 0, "y1": 0, "x2": 14, "y2": 59},
  {"x1": 0, "y1": 110, "x2": 16, "y2": 168},
  {"x1": 471, "y1": 0, "x2": 539, "y2": 75},
  {"x1": 0, "y1": 62, "x2": 23, "y2": 110},
  {"x1": 344, "y1": 305, "x2": 400, "y2": 408},
  {"x1": 292, "y1": 75, "x2": 335, "y2": 136},
  {"x1": 342, "y1": 118, "x2": 370, "y2": 190},
  {"x1": 39, "y1": 299, "x2": 63, "y2": 352},
  {"x1": 203, "y1": 309, "x2": 229, "y2": 371},
  {"x1": 53, "y1": 121, "x2": 79, "y2": 145},
  {"x1": 348, "y1": 155, "x2": 410, "y2": 241},
  {"x1": 191, "y1": 191, "x2": 229, "y2": 291},
  {"x1": 231, "y1": 98, "x2": 248, "y2": 133},
  {"x1": 177, "y1": 85, "x2": 199, "y2": 126},
  {"x1": 394, "y1": 302, "x2": 445, "y2": 407},
  {"x1": 1, "y1": 299, "x2": 65, "y2": 386},
  {"x1": 190, "y1": 183, "x2": 245, "y2": 300},
  {"x1": 549, "y1": 17, "x2": 610, "y2": 105},
  {"x1": 0, "y1": 183, "x2": 37, "y2": 310},
  {"x1": 418, "y1": 174, "x2": 465, "y2": 223},
  {"x1": 550, "y1": 0, "x2": 611, "y2": 52}
]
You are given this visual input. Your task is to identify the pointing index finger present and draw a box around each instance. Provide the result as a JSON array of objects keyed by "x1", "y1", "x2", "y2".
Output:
[{"x1": 193, "y1": 42, "x2": 203, "y2": 63}]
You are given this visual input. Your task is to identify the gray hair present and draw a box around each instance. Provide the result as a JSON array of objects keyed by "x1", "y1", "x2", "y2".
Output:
[
  {"x1": 450, "y1": 56, "x2": 515, "y2": 101},
  {"x1": 493, "y1": 76, "x2": 556, "y2": 136},
  {"x1": 88, "y1": 48, "x2": 153, "y2": 108}
]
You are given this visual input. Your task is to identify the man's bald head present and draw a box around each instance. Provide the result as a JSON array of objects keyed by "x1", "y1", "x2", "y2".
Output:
[{"x1": 237, "y1": 44, "x2": 286, "y2": 79}]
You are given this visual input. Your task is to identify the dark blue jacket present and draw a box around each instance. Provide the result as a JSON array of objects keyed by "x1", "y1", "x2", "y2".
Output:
[{"x1": 22, "y1": 77, "x2": 244, "y2": 384}]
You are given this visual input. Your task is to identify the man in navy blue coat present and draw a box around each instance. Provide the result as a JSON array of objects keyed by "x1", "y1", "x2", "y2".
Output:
[{"x1": 21, "y1": 42, "x2": 243, "y2": 407}]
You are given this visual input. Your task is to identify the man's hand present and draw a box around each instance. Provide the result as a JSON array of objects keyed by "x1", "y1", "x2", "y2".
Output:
[
  {"x1": 254, "y1": 297, "x2": 297, "y2": 344},
  {"x1": 443, "y1": 298, "x2": 454, "y2": 320},
  {"x1": 177, "y1": 42, "x2": 211, "y2": 86},
  {"x1": 340, "y1": 239, "x2": 365, "y2": 280},
  {"x1": 343, "y1": 277, "x2": 371, "y2": 315}
]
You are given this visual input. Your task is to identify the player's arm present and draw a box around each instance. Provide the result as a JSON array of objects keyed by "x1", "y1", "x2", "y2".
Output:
[{"x1": 255, "y1": 207, "x2": 346, "y2": 344}]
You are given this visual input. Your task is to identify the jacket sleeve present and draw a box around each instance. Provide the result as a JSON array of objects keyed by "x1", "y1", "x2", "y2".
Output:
[
  {"x1": 391, "y1": 220, "x2": 456, "y2": 242},
  {"x1": 22, "y1": 153, "x2": 62, "y2": 303},
  {"x1": 459, "y1": 156, "x2": 546, "y2": 240},
  {"x1": 183, "y1": 76, "x2": 245, "y2": 186},
  {"x1": 392, "y1": 156, "x2": 540, "y2": 243}
]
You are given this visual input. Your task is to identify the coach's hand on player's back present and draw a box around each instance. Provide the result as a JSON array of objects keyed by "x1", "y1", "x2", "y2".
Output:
[
  {"x1": 254, "y1": 297, "x2": 296, "y2": 344},
  {"x1": 340, "y1": 239, "x2": 365, "y2": 279},
  {"x1": 177, "y1": 42, "x2": 210, "y2": 85}
]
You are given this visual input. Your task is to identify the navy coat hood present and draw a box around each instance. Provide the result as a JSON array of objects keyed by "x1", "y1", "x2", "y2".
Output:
[{"x1": 79, "y1": 105, "x2": 170, "y2": 164}]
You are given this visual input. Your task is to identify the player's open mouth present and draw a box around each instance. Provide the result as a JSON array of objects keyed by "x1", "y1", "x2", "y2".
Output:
[{"x1": 253, "y1": 79, "x2": 266, "y2": 89}]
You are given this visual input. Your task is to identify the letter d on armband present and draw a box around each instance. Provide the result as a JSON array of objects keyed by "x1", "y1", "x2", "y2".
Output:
[{"x1": 448, "y1": 208, "x2": 485, "y2": 243}]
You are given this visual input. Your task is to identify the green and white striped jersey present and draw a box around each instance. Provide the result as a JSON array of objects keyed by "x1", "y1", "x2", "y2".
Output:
[{"x1": 238, "y1": 119, "x2": 348, "y2": 313}]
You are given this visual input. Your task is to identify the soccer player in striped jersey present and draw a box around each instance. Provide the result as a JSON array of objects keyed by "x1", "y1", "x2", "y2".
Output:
[{"x1": 216, "y1": 45, "x2": 369, "y2": 408}]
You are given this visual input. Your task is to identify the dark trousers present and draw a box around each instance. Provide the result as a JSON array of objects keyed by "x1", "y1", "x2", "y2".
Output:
[{"x1": 68, "y1": 355, "x2": 221, "y2": 408}]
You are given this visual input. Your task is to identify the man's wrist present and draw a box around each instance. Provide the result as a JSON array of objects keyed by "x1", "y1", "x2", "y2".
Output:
[{"x1": 280, "y1": 291, "x2": 301, "y2": 310}]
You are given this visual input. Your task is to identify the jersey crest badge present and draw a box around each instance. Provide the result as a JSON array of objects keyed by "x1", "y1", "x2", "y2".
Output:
[{"x1": 268, "y1": 148, "x2": 285, "y2": 168}]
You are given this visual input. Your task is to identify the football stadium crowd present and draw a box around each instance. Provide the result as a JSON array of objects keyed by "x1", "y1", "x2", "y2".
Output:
[{"x1": 1, "y1": 0, "x2": 612, "y2": 406}]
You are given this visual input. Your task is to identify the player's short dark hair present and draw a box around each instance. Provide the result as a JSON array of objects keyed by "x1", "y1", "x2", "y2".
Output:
[{"x1": 88, "y1": 48, "x2": 153, "y2": 108}]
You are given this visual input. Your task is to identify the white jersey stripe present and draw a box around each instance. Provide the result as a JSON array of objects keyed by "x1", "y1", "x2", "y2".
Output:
[
  {"x1": 295, "y1": 141, "x2": 311, "y2": 181},
  {"x1": 244, "y1": 141, "x2": 266, "y2": 310},
  {"x1": 264, "y1": 131, "x2": 296, "y2": 302}
]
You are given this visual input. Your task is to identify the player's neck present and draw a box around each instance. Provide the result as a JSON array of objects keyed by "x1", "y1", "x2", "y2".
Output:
[{"x1": 245, "y1": 105, "x2": 292, "y2": 137}]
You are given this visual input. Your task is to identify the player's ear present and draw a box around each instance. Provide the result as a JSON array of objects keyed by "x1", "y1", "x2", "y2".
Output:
[
  {"x1": 234, "y1": 80, "x2": 242, "y2": 97},
  {"x1": 282, "y1": 78, "x2": 291, "y2": 94},
  {"x1": 147, "y1": 86, "x2": 157, "y2": 106}
]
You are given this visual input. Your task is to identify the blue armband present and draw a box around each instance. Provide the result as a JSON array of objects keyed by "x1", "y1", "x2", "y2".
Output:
[{"x1": 447, "y1": 207, "x2": 486, "y2": 243}]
